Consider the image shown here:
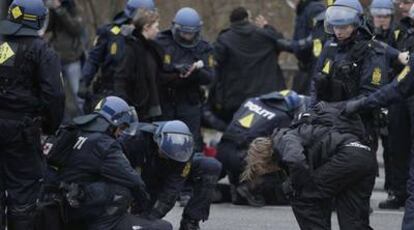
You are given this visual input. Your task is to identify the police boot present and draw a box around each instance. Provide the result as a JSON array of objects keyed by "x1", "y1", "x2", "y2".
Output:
[
  {"x1": 179, "y1": 217, "x2": 200, "y2": 230},
  {"x1": 378, "y1": 192, "x2": 406, "y2": 209},
  {"x1": 236, "y1": 183, "x2": 265, "y2": 207}
]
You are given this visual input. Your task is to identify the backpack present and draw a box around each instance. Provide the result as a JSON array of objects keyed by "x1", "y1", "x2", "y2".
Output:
[{"x1": 43, "y1": 123, "x2": 81, "y2": 169}]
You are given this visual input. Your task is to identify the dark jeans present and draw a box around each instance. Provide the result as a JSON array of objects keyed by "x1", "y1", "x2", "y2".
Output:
[
  {"x1": 292, "y1": 147, "x2": 377, "y2": 230},
  {"x1": 0, "y1": 118, "x2": 44, "y2": 230}
]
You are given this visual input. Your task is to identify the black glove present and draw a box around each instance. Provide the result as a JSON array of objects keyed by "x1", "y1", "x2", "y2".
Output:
[{"x1": 344, "y1": 97, "x2": 366, "y2": 115}]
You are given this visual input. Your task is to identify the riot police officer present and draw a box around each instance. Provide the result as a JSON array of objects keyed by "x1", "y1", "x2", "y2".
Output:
[
  {"x1": 156, "y1": 8, "x2": 215, "y2": 152},
  {"x1": 81, "y1": 0, "x2": 156, "y2": 113},
  {"x1": 215, "y1": 90, "x2": 307, "y2": 205},
  {"x1": 0, "y1": 0, "x2": 65, "y2": 229},
  {"x1": 285, "y1": 0, "x2": 326, "y2": 95},
  {"x1": 122, "y1": 120, "x2": 222, "y2": 230},
  {"x1": 40, "y1": 96, "x2": 172, "y2": 230},
  {"x1": 312, "y1": 0, "x2": 389, "y2": 154}
]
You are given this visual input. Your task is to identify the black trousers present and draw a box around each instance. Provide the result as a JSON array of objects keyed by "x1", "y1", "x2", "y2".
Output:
[
  {"x1": 291, "y1": 148, "x2": 377, "y2": 230},
  {"x1": 387, "y1": 102, "x2": 410, "y2": 199},
  {"x1": 0, "y1": 118, "x2": 44, "y2": 230},
  {"x1": 216, "y1": 140, "x2": 245, "y2": 186}
]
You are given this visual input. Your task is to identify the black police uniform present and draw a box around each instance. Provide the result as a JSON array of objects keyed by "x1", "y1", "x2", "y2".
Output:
[
  {"x1": 156, "y1": 30, "x2": 215, "y2": 151},
  {"x1": 0, "y1": 33, "x2": 65, "y2": 228},
  {"x1": 216, "y1": 92, "x2": 294, "y2": 187},
  {"x1": 45, "y1": 115, "x2": 171, "y2": 230},
  {"x1": 82, "y1": 13, "x2": 129, "y2": 112},
  {"x1": 274, "y1": 105, "x2": 377, "y2": 230},
  {"x1": 291, "y1": 0, "x2": 325, "y2": 95},
  {"x1": 121, "y1": 126, "x2": 222, "y2": 224},
  {"x1": 312, "y1": 27, "x2": 388, "y2": 153}
]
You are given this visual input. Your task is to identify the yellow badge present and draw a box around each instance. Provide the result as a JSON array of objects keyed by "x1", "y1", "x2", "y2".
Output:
[
  {"x1": 322, "y1": 60, "x2": 331, "y2": 74},
  {"x1": 0, "y1": 42, "x2": 16, "y2": 65},
  {"x1": 110, "y1": 26, "x2": 121, "y2": 35},
  {"x1": 371, "y1": 68, "x2": 382, "y2": 86},
  {"x1": 164, "y1": 54, "x2": 171, "y2": 64},
  {"x1": 313, "y1": 39, "x2": 323, "y2": 57},
  {"x1": 11, "y1": 6, "x2": 23, "y2": 19},
  {"x1": 208, "y1": 55, "x2": 215, "y2": 68},
  {"x1": 398, "y1": 66, "x2": 410, "y2": 82},
  {"x1": 238, "y1": 113, "x2": 255, "y2": 129},
  {"x1": 110, "y1": 42, "x2": 118, "y2": 55},
  {"x1": 394, "y1": 30, "x2": 400, "y2": 41},
  {"x1": 181, "y1": 162, "x2": 192, "y2": 178},
  {"x1": 326, "y1": 0, "x2": 334, "y2": 6},
  {"x1": 279, "y1": 89, "x2": 290, "y2": 96}
]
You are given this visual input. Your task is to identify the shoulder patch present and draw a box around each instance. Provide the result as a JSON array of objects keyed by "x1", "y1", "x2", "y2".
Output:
[
  {"x1": 0, "y1": 42, "x2": 16, "y2": 65},
  {"x1": 238, "y1": 113, "x2": 255, "y2": 129},
  {"x1": 110, "y1": 26, "x2": 121, "y2": 35},
  {"x1": 164, "y1": 54, "x2": 171, "y2": 64}
]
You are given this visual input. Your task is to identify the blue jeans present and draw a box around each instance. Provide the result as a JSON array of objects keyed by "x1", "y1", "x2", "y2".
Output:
[{"x1": 62, "y1": 61, "x2": 84, "y2": 117}]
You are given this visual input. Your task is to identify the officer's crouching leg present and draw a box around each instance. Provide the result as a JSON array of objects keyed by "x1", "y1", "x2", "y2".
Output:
[
  {"x1": 115, "y1": 213, "x2": 172, "y2": 230},
  {"x1": 182, "y1": 156, "x2": 221, "y2": 225},
  {"x1": 0, "y1": 191, "x2": 4, "y2": 230}
]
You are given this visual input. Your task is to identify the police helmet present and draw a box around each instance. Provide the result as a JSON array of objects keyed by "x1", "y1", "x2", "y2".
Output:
[
  {"x1": 0, "y1": 0, "x2": 48, "y2": 36},
  {"x1": 154, "y1": 120, "x2": 194, "y2": 163},
  {"x1": 370, "y1": 0, "x2": 394, "y2": 16},
  {"x1": 324, "y1": 0, "x2": 363, "y2": 34},
  {"x1": 94, "y1": 96, "x2": 139, "y2": 136},
  {"x1": 124, "y1": 0, "x2": 156, "y2": 19},
  {"x1": 172, "y1": 7, "x2": 203, "y2": 48}
]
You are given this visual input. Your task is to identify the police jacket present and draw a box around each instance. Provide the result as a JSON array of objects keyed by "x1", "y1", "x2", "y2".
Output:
[
  {"x1": 82, "y1": 12, "x2": 129, "y2": 89},
  {"x1": 293, "y1": 0, "x2": 326, "y2": 71},
  {"x1": 312, "y1": 27, "x2": 388, "y2": 103},
  {"x1": 273, "y1": 104, "x2": 369, "y2": 189},
  {"x1": 55, "y1": 117, "x2": 147, "y2": 202},
  {"x1": 114, "y1": 30, "x2": 163, "y2": 121},
  {"x1": 47, "y1": 2, "x2": 83, "y2": 64},
  {"x1": 212, "y1": 21, "x2": 286, "y2": 114},
  {"x1": 222, "y1": 92, "x2": 294, "y2": 148},
  {"x1": 121, "y1": 130, "x2": 191, "y2": 218},
  {"x1": 156, "y1": 30, "x2": 214, "y2": 105},
  {"x1": 0, "y1": 36, "x2": 65, "y2": 134}
]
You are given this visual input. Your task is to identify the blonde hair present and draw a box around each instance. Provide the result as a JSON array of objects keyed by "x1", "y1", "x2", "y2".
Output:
[
  {"x1": 132, "y1": 9, "x2": 160, "y2": 33},
  {"x1": 241, "y1": 137, "x2": 280, "y2": 182}
]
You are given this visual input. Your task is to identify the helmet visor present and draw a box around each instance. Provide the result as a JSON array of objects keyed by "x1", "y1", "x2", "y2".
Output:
[
  {"x1": 121, "y1": 107, "x2": 139, "y2": 136},
  {"x1": 325, "y1": 5, "x2": 360, "y2": 34},
  {"x1": 159, "y1": 133, "x2": 194, "y2": 162},
  {"x1": 370, "y1": 8, "x2": 393, "y2": 16}
]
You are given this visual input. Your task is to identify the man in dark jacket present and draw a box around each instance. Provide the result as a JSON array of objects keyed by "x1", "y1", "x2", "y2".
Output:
[
  {"x1": 246, "y1": 104, "x2": 376, "y2": 230},
  {"x1": 0, "y1": 0, "x2": 65, "y2": 228},
  {"x1": 211, "y1": 6, "x2": 287, "y2": 124}
]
